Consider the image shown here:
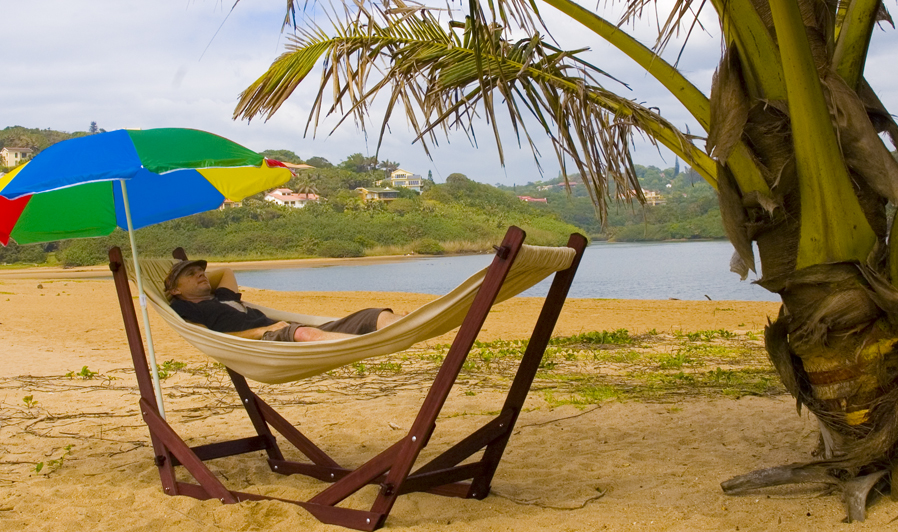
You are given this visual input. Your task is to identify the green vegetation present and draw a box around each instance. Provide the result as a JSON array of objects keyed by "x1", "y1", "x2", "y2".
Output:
[
  {"x1": 43, "y1": 182, "x2": 580, "y2": 266},
  {"x1": 156, "y1": 359, "x2": 187, "y2": 380},
  {"x1": 64, "y1": 366, "x2": 99, "y2": 380},
  {"x1": 1, "y1": 139, "x2": 584, "y2": 266},
  {"x1": 498, "y1": 165, "x2": 724, "y2": 241},
  {"x1": 414, "y1": 328, "x2": 778, "y2": 405}
]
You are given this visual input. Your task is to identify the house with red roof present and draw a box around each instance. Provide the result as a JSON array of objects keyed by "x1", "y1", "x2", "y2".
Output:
[{"x1": 264, "y1": 188, "x2": 320, "y2": 208}]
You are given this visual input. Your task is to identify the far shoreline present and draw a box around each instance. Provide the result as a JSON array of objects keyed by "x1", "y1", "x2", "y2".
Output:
[{"x1": 0, "y1": 252, "x2": 475, "y2": 280}]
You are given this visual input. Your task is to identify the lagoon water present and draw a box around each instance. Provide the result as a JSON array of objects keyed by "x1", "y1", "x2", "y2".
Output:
[{"x1": 237, "y1": 240, "x2": 779, "y2": 302}]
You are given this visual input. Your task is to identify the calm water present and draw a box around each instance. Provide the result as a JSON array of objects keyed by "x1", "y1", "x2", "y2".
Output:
[{"x1": 236, "y1": 240, "x2": 779, "y2": 302}]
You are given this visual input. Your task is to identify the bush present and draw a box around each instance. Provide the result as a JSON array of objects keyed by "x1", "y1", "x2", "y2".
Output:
[
  {"x1": 58, "y1": 239, "x2": 112, "y2": 266},
  {"x1": 0, "y1": 242, "x2": 47, "y2": 264},
  {"x1": 413, "y1": 238, "x2": 444, "y2": 255},
  {"x1": 317, "y1": 240, "x2": 364, "y2": 258}
]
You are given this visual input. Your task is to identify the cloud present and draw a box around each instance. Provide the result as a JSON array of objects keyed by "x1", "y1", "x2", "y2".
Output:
[{"x1": 3, "y1": 1, "x2": 896, "y2": 186}]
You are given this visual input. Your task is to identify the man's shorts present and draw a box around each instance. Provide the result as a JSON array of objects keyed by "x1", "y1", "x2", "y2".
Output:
[{"x1": 261, "y1": 308, "x2": 390, "y2": 342}]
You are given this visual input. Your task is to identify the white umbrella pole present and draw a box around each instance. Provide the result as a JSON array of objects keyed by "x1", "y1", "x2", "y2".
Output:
[{"x1": 120, "y1": 180, "x2": 166, "y2": 419}]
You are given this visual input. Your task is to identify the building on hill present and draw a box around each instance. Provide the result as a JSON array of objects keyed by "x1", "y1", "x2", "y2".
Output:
[
  {"x1": 644, "y1": 190, "x2": 665, "y2": 205},
  {"x1": 622, "y1": 189, "x2": 666, "y2": 206},
  {"x1": 356, "y1": 187, "x2": 399, "y2": 203},
  {"x1": 0, "y1": 147, "x2": 33, "y2": 167},
  {"x1": 377, "y1": 169, "x2": 423, "y2": 192},
  {"x1": 219, "y1": 199, "x2": 243, "y2": 210},
  {"x1": 265, "y1": 188, "x2": 320, "y2": 208},
  {"x1": 518, "y1": 195, "x2": 548, "y2": 204}
]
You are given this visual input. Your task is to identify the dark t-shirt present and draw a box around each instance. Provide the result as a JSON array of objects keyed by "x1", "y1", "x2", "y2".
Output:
[{"x1": 170, "y1": 287, "x2": 277, "y2": 332}]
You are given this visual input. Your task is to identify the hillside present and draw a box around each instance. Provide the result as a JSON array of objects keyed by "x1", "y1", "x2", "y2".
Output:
[
  {"x1": 498, "y1": 164, "x2": 724, "y2": 241},
  {"x1": 1, "y1": 134, "x2": 584, "y2": 265}
]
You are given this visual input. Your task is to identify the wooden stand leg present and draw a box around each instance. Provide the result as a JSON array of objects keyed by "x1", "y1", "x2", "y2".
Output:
[{"x1": 470, "y1": 232, "x2": 588, "y2": 496}]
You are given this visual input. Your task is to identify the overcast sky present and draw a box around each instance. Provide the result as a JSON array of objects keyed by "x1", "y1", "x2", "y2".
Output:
[{"x1": 2, "y1": 1, "x2": 896, "y2": 186}]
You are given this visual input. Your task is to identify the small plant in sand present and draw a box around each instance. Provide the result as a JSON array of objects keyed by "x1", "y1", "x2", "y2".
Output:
[
  {"x1": 22, "y1": 395, "x2": 38, "y2": 409},
  {"x1": 34, "y1": 444, "x2": 74, "y2": 475},
  {"x1": 657, "y1": 352, "x2": 695, "y2": 370},
  {"x1": 65, "y1": 366, "x2": 99, "y2": 380},
  {"x1": 371, "y1": 362, "x2": 402, "y2": 374},
  {"x1": 156, "y1": 359, "x2": 187, "y2": 380},
  {"x1": 673, "y1": 329, "x2": 736, "y2": 342}
]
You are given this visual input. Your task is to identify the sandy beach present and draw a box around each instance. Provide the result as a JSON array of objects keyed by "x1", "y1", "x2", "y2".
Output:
[{"x1": 0, "y1": 272, "x2": 891, "y2": 530}]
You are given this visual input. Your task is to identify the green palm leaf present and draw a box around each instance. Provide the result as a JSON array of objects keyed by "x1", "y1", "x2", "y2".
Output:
[{"x1": 234, "y1": 7, "x2": 715, "y2": 220}]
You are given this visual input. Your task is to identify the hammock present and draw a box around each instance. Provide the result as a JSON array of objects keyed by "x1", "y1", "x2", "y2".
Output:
[
  {"x1": 110, "y1": 227, "x2": 587, "y2": 531},
  {"x1": 130, "y1": 243, "x2": 576, "y2": 384}
]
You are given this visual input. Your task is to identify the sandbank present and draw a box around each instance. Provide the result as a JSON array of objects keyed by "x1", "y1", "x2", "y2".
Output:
[{"x1": 1, "y1": 278, "x2": 889, "y2": 530}]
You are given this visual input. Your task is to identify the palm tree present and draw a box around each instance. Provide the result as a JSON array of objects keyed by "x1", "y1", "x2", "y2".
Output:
[
  {"x1": 378, "y1": 159, "x2": 401, "y2": 181},
  {"x1": 234, "y1": 0, "x2": 898, "y2": 520},
  {"x1": 293, "y1": 173, "x2": 320, "y2": 197}
]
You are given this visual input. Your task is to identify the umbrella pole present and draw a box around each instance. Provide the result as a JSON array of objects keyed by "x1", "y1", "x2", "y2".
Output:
[{"x1": 120, "y1": 180, "x2": 167, "y2": 420}]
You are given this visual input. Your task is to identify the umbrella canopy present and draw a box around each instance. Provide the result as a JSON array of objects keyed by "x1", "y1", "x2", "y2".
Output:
[{"x1": 0, "y1": 128, "x2": 291, "y2": 245}]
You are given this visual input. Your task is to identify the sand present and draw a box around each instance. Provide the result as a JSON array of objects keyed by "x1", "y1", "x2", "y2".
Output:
[{"x1": 0, "y1": 273, "x2": 890, "y2": 531}]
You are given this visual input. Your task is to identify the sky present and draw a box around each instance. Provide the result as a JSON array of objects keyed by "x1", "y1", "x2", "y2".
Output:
[{"x1": 2, "y1": 1, "x2": 897, "y2": 187}]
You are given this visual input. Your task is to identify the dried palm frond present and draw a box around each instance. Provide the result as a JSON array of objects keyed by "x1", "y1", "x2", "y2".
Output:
[{"x1": 235, "y1": 7, "x2": 710, "y2": 221}]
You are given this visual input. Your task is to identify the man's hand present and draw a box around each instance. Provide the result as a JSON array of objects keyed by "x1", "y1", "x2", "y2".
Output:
[
  {"x1": 205, "y1": 268, "x2": 239, "y2": 293},
  {"x1": 226, "y1": 321, "x2": 289, "y2": 340}
]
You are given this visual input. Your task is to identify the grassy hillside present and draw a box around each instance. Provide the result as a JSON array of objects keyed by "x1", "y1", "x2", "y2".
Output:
[
  {"x1": 499, "y1": 164, "x2": 724, "y2": 241},
  {"x1": 2, "y1": 173, "x2": 583, "y2": 266}
]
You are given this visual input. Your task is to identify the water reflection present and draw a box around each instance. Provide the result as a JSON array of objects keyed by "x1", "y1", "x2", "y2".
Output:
[{"x1": 236, "y1": 240, "x2": 778, "y2": 302}]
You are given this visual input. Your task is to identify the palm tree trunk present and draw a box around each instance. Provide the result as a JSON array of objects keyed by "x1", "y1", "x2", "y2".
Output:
[{"x1": 714, "y1": 0, "x2": 898, "y2": 518}]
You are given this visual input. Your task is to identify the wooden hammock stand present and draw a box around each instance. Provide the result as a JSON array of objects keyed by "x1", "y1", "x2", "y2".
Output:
[{"x1": 109, "y1": 226, "x2": 586, "y2": 530}]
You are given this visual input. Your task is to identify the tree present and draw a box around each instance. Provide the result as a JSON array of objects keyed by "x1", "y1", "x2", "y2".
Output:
[
  {"x1": 89, "y1": 121, "x2": 98, "y2": 134},
  {"x1": 260, "y1": 149, "x2": 304, "y2": 164},
  {"x1": 339, "y1": 152, "x2": 378, "y2": 173},
  {"x1": 292, "y1": 173, "x2": 320, "y2": 196},
  {"x1": 305, "y1": 156, "x2": 333, "y2": 168},
  {"x1": 377, "y1": 159, "x2": 400, "y2": 179},
  {"x1": 234, "y1": 0, "x2": 898, "y2": 520}
]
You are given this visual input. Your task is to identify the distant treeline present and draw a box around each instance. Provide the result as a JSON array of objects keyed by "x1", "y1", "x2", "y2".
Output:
[
  {"x1": 1, "y1": 173, "x2": 583, "y2": 266},
  {"x1": 498, "y1": 164, "x2": 724, "y2": 241}
]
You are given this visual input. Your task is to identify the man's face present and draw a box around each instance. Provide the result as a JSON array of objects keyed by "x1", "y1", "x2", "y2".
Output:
[{"x1": 170, "y1": 265, "x2": 212, "y2": 299}]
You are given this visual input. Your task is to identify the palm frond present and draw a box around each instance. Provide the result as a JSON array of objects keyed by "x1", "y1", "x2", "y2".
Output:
[{"x1": 235, "y1": 7, "x2": 714, "y2": 220}]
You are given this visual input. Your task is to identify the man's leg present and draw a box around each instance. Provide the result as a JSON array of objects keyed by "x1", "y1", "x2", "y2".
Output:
[
  {"x1": 292, "y1": 327, "x2": 356, "y2": 342},
  {"x1": 376, "y1": 310, "x2": 405, "y2": 329},
  {"x1": 317, "y1": 308, "x2": 394, "y2": 336}
]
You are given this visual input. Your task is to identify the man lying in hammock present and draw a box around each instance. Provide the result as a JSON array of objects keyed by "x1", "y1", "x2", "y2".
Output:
[{"x1": 164, "y1": 259, "x2": 404, "y2": 342}]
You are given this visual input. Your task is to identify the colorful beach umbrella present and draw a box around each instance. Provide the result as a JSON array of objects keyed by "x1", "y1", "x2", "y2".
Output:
[
  {"x1": 0, "y1": 128, "x2": 292, "y2": 418},
  {"x1": 0, "y1": 128, "x2": 291, "y2": 245}
]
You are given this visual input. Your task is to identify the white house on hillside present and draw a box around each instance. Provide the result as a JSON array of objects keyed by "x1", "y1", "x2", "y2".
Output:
[
  {"x1": 0, "y1": 147, "x2": 33, "y2": 167},
  {"x1": 380, "y1": 168, "x2": 423, "y2": 192},
  {"x1": 265, "y1": 188, "x2": 320, "y2": 208}
]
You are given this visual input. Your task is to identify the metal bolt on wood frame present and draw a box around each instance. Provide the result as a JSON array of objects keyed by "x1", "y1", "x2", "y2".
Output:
[{"x1": 109, "y1": 226, "x2": 587, "y2": 530}]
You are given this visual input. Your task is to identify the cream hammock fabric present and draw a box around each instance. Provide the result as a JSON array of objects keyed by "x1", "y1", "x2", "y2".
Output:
[{"x1": 130, "y1": 244, "x2": 575, "y2": 384}]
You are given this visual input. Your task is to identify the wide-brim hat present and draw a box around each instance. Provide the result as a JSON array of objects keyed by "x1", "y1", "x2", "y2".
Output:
[{"x1": 164, "y1": 259, "x2": 208, "y2": 294}]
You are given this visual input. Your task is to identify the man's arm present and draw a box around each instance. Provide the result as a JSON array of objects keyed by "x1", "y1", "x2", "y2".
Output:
[
  {"x1": 226, "y1": 321, "x2": 290, "y2": 340},
  {"x1": 205, "y1": 268, "x2": 239, "y2": 293}
]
